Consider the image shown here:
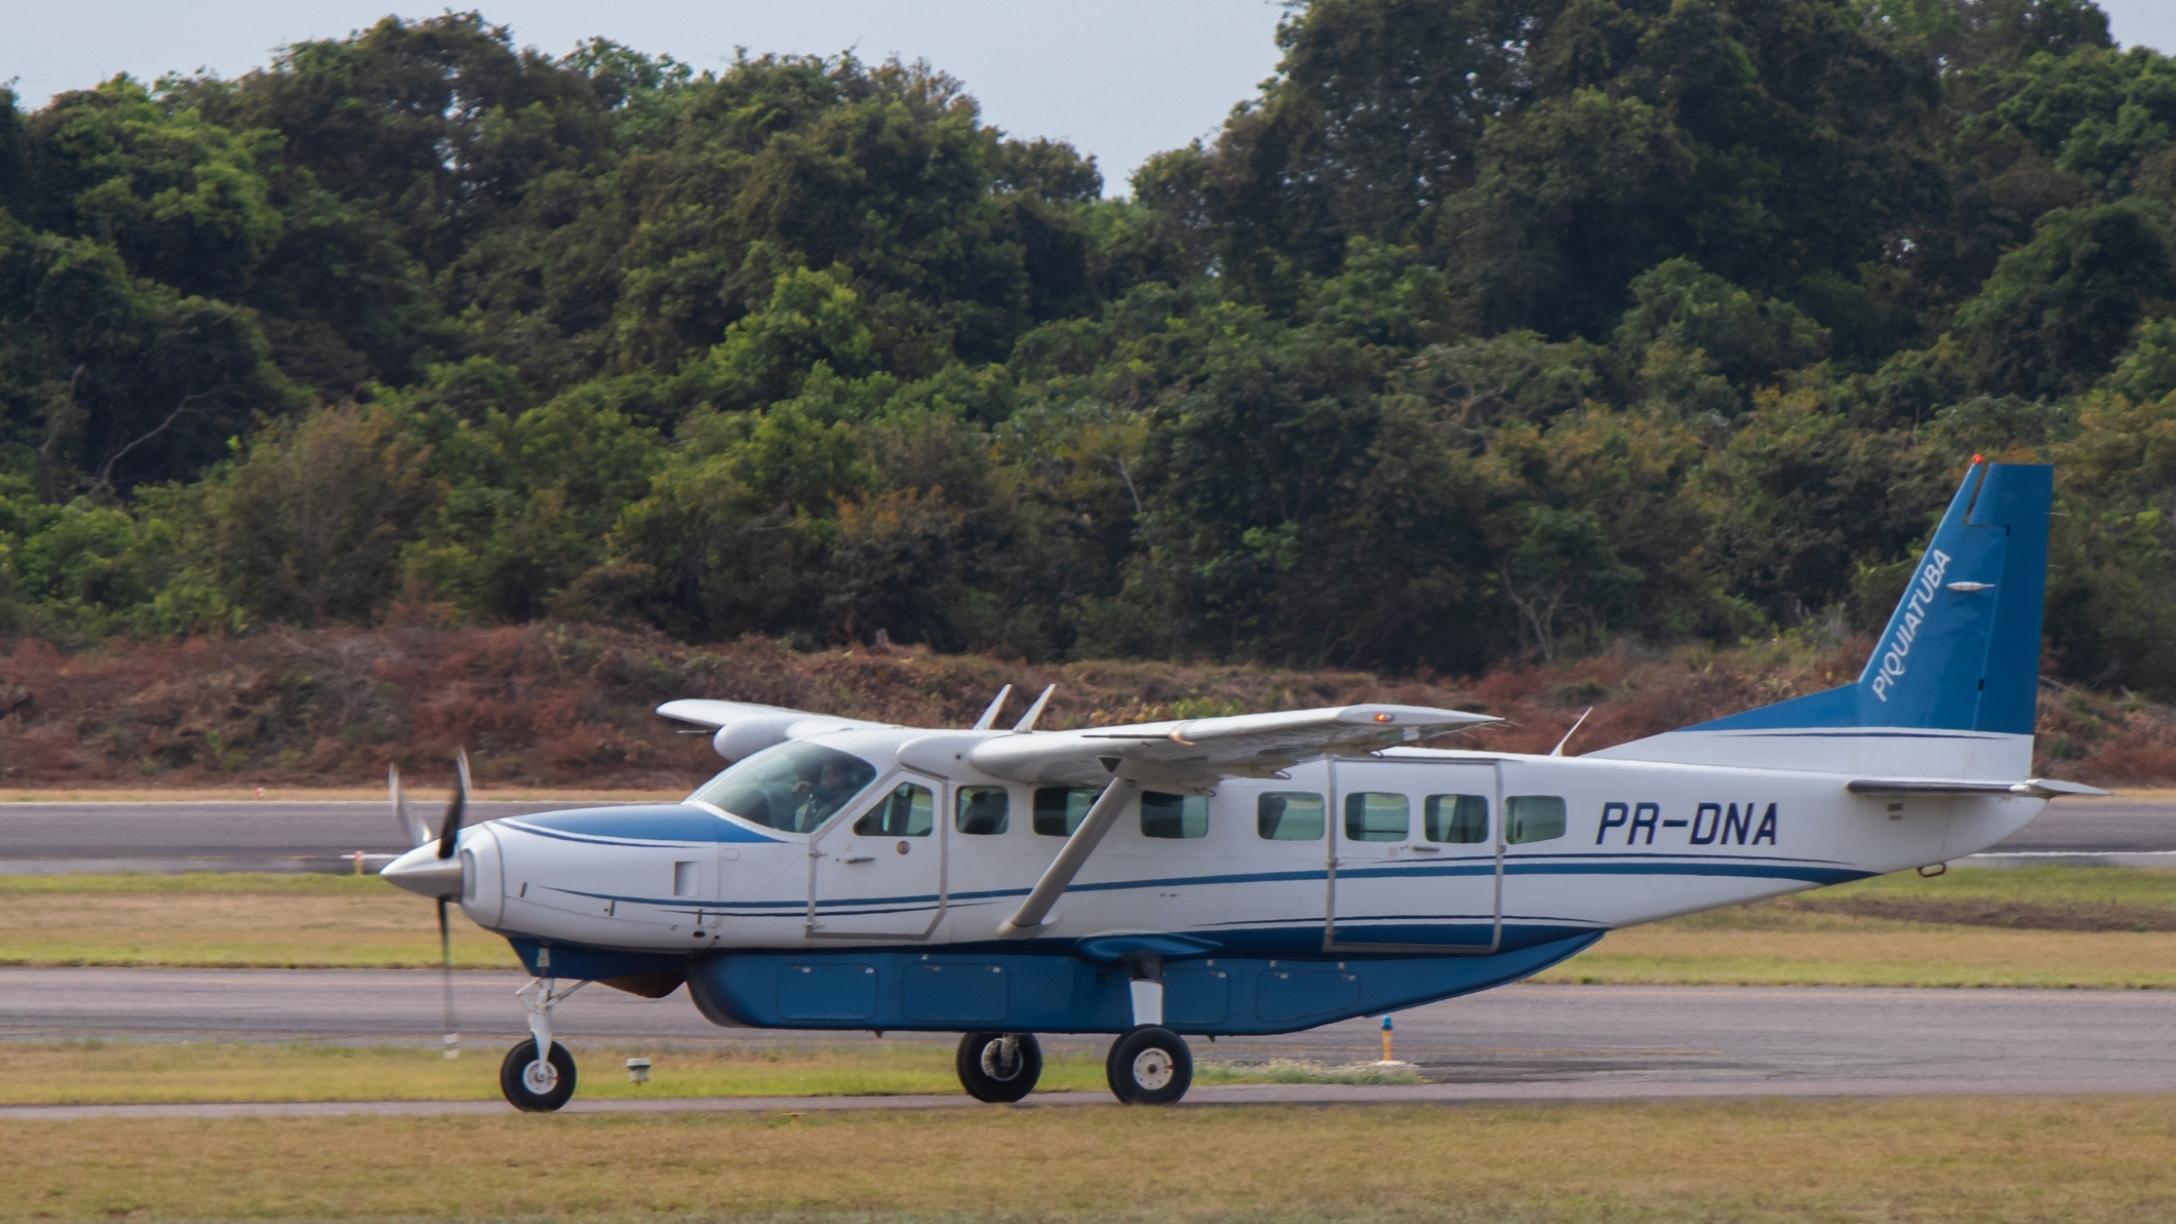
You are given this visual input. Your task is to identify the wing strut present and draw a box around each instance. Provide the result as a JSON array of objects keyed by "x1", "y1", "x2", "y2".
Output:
[{"x1": 996, "y1": 775, "x2": 1141, "y2": 938}]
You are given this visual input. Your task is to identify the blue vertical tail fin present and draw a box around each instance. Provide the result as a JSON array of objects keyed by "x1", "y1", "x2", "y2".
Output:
[{"x1": 1593, "y1": 460, "x2": 2051, "y2": 777}]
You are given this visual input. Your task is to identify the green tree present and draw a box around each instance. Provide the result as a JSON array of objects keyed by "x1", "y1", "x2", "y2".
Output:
[
  {"x1": 196, "y1": 406, "x2": 442, "y2": 625},
  {"x1": 1498, "y1": 504, "x2": 1642, "y2": 663},
  {"x1": 24, "y1": 77, "x2": 281, "y2": 298},
  {"x1": 1952, "y1": 197, "x2": 2176, "y2": 397},
  {"x1": 1446, "y1": 87, "x2": 1695, "y2": 338},
  {"x1": 1183, "y1": 0, "x2": 1549, "y2": 292},
  {"x1": 1614, "y1": 259, "x2": 1829, "y2": 397}
]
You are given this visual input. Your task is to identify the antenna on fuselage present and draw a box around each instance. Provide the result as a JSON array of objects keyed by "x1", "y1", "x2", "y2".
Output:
[
  {"x1": 1550, "y1": 707, "x2": 1593, "y2": 757},
  {"x1": 1013, "y1": 684, "x2": 1056, "y2": 732},
  {"x1": 971, "y1": 684, "x2": 1014, "y2": 731}
]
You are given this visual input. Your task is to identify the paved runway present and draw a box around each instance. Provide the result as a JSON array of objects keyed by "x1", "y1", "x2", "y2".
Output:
[
  {"x1": 0, "y1": 799, "x2": 574, "y2": 872},
  {"x1": 4, "y1": 968, "x2": 2172, "y2": 1115},
  {"x1": 1, "y1": 795, "x2": 2170, "y2": 872}
]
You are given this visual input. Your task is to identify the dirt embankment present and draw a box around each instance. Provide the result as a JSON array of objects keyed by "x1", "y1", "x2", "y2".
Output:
[{"x1": 1, "y1": 624, "x2": 2170, "y2": 788}]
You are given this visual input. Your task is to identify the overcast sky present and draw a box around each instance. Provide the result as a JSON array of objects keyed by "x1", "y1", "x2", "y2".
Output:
[{"x1": 12, "y1": 1, "x2": 2176, "y2": 197}]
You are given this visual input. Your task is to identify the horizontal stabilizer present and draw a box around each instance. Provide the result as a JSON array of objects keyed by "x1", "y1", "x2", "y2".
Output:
[{"x1": 1846, "y1": 777, "x2": 2110, "y2": 799}]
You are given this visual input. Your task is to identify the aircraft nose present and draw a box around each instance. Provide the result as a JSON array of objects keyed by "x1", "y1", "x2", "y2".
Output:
[{"x1": 381, "y1": 842, "x2": 462, "y2": 899}]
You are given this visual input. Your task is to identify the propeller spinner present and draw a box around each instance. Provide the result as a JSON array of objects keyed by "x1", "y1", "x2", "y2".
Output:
[{"x1": 381, "y1": 752, "x2": 470, "y2": 898}]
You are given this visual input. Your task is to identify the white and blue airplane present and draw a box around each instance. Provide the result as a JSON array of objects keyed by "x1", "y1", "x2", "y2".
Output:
[{"x1": 384, "y1": 459, "x2": 2096, "y2": 1110}]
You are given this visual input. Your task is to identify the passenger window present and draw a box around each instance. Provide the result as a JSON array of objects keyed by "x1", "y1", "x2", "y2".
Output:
[
  {"x1": 1141, "y1": 791, "x2": 1209, "y2": 839},
  {"x1": 1507, "y1": 795, "x2": 1567, "y2": 844},
  {"x1": 853, "y1": 782, "x2": 934, "y2": 837},
  {"x1": 1257, "y1": 792, "x2": 1325, "y2": 841},
  {"x1": 1344, "y1": 792, "x2": 1409, "y2": 842},
  {"x1": 1033, "y1": 787, "x2": 1099, "y2": 836},
  {"x1": 1424, "y1": 794, "x2": 1489, "y2": 844},
  {"x1": 956, "y1": 786, "x2": 1010, "y2": 835}
]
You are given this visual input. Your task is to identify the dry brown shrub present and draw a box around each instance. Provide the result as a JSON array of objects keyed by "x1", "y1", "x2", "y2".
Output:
[{"x1": 5, "y1": 624, "x2": 2175, "y2": 786}]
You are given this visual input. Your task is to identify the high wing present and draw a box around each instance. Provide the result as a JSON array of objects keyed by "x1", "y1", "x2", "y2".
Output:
[
  {"x1": 973, "y1": 703, "x2": 1499, "y2": 938},
  {"x1": 656, "y1": 698, "x2": 889, "y2": 734},
  {"x1": 969, "y1": 704, "x2": 1500, "y2": 790},
  {"x1": 656, "y1": 699, "x2": 893, "y2": 760}
]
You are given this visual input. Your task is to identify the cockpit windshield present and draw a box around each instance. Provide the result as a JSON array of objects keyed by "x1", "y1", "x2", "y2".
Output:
[{"x1": 688, "y1": 741, "x2": 879, "y2": 833}]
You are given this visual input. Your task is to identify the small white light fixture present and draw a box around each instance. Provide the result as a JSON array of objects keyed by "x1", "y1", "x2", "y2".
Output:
[{"x1": 626, "y1": 1057, "x2": 652, "y2": 1085}]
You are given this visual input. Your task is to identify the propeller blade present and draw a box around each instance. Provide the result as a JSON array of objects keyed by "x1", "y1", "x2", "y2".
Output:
[
  {"x1": 390, "y1": 765, "x2": 429, "y2": 849},
  {"x1": 436, "y1": 896, "x2": 458, "y2": 1060},
  {"x1": 435, "y1": 750, "x2": 470, "y2": 860}
]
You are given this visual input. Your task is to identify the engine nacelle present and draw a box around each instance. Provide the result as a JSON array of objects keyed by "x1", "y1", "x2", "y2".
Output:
[{"x1": 711, "y1": 716, "x2": 798, "y2": 761}]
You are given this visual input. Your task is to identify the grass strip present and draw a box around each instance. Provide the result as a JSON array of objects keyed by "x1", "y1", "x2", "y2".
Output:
[
  {"x1": 1787, "y1": 863, "x2": 2176, "y2": 921},
  {"x1": 0, "y1": 1039, "x2": 1103, "y2": 1105},
  {"x1": 1, "y1": 1096, "x2": 2172, "y2": 1221},
  {"x1": 1534, "y1": 865, "x2": 2176, "y2": 988},
  {"x1": 0, "y1": 874, "x2": 519, "y2": 969},
  {"x1": 1539, "y1": 924, "x2": 2176, "y2": 988},
  {"x1": 0, "y1": 1040, "x2": 1423, "y2": 1106}
]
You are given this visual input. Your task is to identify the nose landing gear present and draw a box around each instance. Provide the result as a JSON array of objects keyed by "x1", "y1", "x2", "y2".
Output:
[
  {"x1": 500, "y1": 1038, "x2": 577, "y2": 1112},
  {"x1": 500, "y1": 977, "x2": 588, "y2": 1112},
  {"x1": 955, "y1": 1031, "x2": 1043, "y2": 1102}
]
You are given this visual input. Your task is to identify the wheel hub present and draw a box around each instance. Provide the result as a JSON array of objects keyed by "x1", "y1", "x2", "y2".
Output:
[
  {"x1": 521, "y1": 1058, "x2": 560, "y2": 1095},
  {"x1": 980, "y1": 1040, "x2": 1020, "y2": 1081},
  {"x1": 1131, "y1": 1048, "x2": 1174, "y2": 1091}
]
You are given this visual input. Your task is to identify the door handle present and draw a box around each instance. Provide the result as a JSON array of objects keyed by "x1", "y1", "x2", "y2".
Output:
[{"x1": 841, "y1": 854, "x2": 876, "y2": 864}]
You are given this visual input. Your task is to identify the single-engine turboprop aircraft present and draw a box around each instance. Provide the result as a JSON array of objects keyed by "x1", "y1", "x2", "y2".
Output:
[{"x1": 383, "y1": 459, "x2": 2098, "y2": 1111}]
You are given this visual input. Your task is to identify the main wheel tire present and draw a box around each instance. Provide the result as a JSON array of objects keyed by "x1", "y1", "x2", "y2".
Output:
[
  {"x1": 956, "y1": 1031, "x2": 1043, "y2": 1103},
  {"x1": 1105, "y1": 1025, "x2": 1192, "y2": 1106},
  {"x1": 499, "y1": 1039, "x2": 577, "y2": 1112}
]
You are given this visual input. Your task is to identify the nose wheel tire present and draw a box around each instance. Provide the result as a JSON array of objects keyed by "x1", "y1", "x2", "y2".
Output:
[
  {"x1": 956, "y1": 1031, "x2": 1043, "y2": 1103},
  {"x1": 499, "y1": 1040, "x2": 577, "y2": 1112},
  {"x1": 1105, "y1": 1025, "x2": 1192, "y2": 1105}
]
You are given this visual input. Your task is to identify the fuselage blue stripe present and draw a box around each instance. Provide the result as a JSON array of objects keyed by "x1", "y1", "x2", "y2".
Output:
[
  {"x1": 500, "y1": 821, "x2": 1848, "y2": 871},
  {"x1": 502, "y1": 824, "x2": 705, "y2": 849},
  {"x1": 544, "y1": 860, "x2": 1870, "y2": 912}
]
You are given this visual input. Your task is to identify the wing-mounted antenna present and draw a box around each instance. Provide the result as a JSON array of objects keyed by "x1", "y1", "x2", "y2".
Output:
[
  {"x1": 1013, "y1": 684, "x2": 1056, "y2": 733},
  {"x1": 1550, "y1": 707, "x2": 1593, "y2": 757},
  {"x1": 971, "y1": 684, "x2": 1015, "y2": 731}
]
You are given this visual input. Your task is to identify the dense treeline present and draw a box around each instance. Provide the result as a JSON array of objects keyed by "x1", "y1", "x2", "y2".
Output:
[{"x1": 3, "y1": 1, "x2": 2174, "y2": 696}]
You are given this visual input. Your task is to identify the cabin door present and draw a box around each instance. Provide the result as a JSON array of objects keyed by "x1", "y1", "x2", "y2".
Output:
[
  {"x1": 1324, "y1": 758, "x2": 1504, "y2": 954},
  {"x1": 807, "y1": 772, "x2": 948, "y2": 940}
]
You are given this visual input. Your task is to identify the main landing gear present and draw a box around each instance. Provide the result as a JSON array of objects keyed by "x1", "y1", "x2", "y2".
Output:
[
  {"x1": 948, "y1": 1023, "x2": 1201, "y2": 1102},
  {"x1": 1106, "y1": 956, "x2": 1191, "y2": 1104},
  {"x1": 950, "y1": 1026, "x2": 1195, "y2": 1105},
  {"x1": 1106, "y1": 1025, "x2": 1193, "y2": 1104},
  {"x1": 500, "y1": 977, "x2": 587, "y2": 1112},
  {"x1": 951, "y1": 961, "x2": 1196, "y2": 1106}
]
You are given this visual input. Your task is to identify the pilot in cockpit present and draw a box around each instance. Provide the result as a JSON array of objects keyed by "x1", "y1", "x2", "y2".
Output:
[{"x1": 793, "y1": 758, "x2": 861, "y2": 831}]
